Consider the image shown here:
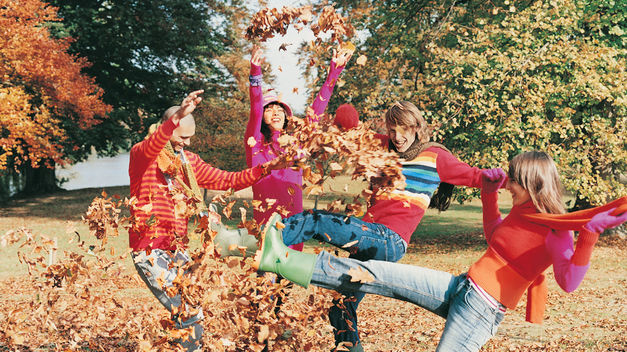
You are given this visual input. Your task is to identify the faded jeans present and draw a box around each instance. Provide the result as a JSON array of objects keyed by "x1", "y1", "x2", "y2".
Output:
[
  {"x1": 133, "y1": 249, "x2": 204, "y2": 352},
  {"x1": 282, "y1": 210, "x2": 407, "y2": 346},
  {"x1": 312, "y1": 251, "x2": 506, "y2": 352}
]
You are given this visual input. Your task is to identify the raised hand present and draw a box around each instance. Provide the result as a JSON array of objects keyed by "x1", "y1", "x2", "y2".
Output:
[
  {"x1": 332, "y1": 42, "x2": 354, "y2": 67},
  {"x1": 584, "y1": 207, "x2": 627, "y2": 234},
  {"x1": 481, "y1": 168, "x2": 507, "y2": 194},
  {"x1": 174, "y1": 90, "x2": 204, "y2": 123},
  {"x1": 261, "y1": 153, "x2": 294, "y2": 174},
  {"x1": 251, "y1": 45, "x2": 264, "y2": 66}
]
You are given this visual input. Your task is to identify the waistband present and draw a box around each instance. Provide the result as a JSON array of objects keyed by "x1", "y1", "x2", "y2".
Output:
[{"x1": 468, "y1": 276, "x2": 507, "y2": 313}]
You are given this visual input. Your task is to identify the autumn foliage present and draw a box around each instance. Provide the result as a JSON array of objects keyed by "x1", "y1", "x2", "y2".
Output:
[{"x1": 0, "y1": 0, "x2": 111, "y2": 170}]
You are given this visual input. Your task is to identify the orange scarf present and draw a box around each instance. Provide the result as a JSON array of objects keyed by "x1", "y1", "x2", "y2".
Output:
[{"x1": 522, "y1": 196, "x2": 627, "y2": 230}]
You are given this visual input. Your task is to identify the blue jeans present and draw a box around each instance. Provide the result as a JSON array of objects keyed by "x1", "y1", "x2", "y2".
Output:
[
  {"x1": 133, "y1": 249, "x2": 204, "y2": 352},
  {"x1": 312, "y1": 251, "x2": 506, "y2": 352},
  {"x1": 282, "y1": 210, "x2": 407, "y2": 346}
]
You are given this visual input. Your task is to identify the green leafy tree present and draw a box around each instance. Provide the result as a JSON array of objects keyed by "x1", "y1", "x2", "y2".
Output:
[
  {"x1": 45, "y1": 0, "x2": 245, "y2": 164},
  {"x1": 306, "y1": 0, "x2": 625, "y2": 206}
]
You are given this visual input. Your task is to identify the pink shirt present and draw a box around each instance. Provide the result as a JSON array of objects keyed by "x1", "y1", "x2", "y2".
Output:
[{"x1": 245, "y1": 61, "x2": 345, "y2": 225}]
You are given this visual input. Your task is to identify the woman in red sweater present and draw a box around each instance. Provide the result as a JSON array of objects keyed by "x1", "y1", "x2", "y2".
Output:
[{"x1": 255, "y1": 150, "x2": 627, "y2": 351}]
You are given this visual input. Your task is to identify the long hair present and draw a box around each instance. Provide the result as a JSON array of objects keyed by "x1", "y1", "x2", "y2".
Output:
[
  {"x1": 508, "y1": 151, "x2": 565, "y2": 214},
  {"x1": 260, "y1": 102, "x2": 289, "y2": 143},
  {"x1": 384, "y1": 101, "x2": 431, "y2": 144}
]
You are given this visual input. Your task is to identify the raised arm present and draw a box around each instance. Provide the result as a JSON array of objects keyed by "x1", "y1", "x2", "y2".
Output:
[
  {"x1": 245, "y1": 46, "x2": 265, "y2": 166},
  {"x1": 309, "y1": 45, "x2": 353, "y2": 121},
  {"x1": 480, "y1": 168, "x2": 506, "y2": 241},
  {"x1": 545, "y1": 208, "x2": 627, "y2": 292},
  {"x1": 132, "y1": 90, "x2": 204, "y2": 161}
]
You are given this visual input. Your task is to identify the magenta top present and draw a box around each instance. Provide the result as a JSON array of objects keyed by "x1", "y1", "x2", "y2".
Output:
[{"x1": 245, "y1": 61, "x2": 345, "y2": 225}]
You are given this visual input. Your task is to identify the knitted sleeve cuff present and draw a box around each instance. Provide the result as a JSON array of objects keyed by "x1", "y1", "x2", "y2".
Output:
[{"x1": 571, "y1": 228, "x2": 600, "y2": 266}]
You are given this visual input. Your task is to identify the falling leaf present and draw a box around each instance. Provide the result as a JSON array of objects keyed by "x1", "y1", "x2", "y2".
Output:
[
  {"x1": 342, "y1": 240, "x2": 358, "y2": 248},
  {"x1": 247, "y1": 136, "x2": 257, "y2": 148},
  {"x1": 356, "y1": 55, "x2": 367, "y2": 66}
]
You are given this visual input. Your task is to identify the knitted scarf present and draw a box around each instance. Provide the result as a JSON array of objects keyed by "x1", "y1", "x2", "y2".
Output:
[
  {"x1": 149, "y1": 123, "x2": 208, "y2": 216},
  {"x1": 522, "y1": 196, "x2": 627, "y2": 230},
  {"x1": 389, "y1": 138, "x2": 451, "y2": 161}
]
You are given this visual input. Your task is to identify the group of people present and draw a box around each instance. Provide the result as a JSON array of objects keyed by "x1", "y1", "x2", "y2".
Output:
[{"x1": 127, "y1": 43, "x2": 627, "y2": 352}]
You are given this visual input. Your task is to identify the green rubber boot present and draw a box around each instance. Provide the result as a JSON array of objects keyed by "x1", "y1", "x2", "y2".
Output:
[
  {"x1": 212, "y1": 223, "x2": 258, "y2": 257},
  {"x1": 254, "y1": 213, "x2": 316, "y2": 288}
]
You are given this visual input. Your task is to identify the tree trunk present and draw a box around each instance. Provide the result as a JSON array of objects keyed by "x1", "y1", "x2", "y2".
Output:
[{"x1": 18, "y1": 162, "x2": 62, "y2": 196}]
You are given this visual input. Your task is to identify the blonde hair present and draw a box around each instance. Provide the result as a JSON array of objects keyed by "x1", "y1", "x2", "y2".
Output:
[
  {"x1": 508, "y1": 151, "x2": 565, "y2": 214},
  {"x1": 385, "y1": 101, "x2": 431, "y2": 143}
]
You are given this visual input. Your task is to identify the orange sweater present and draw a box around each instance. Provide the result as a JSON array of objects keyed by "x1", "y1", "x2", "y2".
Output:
[
  {"x1": 128, "y1": 118, "x2": 264, "y2": 251},
  {"x1": 468, "y1": 191, "x2": 603, "y2": 323}
]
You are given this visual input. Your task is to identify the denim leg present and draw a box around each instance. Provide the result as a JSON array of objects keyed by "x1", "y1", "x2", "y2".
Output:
[
  {"x1": 437, "y1": 280, "x2": 505, "y2": 351},
  {"x1": 282, "y1": 210, "x2": 406, "y2": 262},
  {"x1": 329, "y1": 291, "x2": 365, "y2": 346},
  {"x1": 133, "y1": 249, "x2": 204, "y2": 351},
  {"x1": 312, "y1": 251, "x2": 462, "y2": 318},
  {"x1": 284, "y1": 211, "x2": 408, "y2": 347}
]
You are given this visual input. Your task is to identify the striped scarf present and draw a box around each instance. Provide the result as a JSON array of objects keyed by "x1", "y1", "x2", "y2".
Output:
[{"x1": 149, "y1": 123, "x2": 208, "y2": 216}]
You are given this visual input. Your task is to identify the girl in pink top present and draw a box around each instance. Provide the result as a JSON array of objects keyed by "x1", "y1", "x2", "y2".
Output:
[{"x1": 245, "y1": 45, "x2": 352, "y2": 250}]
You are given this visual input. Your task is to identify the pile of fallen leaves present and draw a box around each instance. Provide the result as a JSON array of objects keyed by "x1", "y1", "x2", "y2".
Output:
[{"x1": 0, "y1": 191, "x2": 344, "y2": 351}]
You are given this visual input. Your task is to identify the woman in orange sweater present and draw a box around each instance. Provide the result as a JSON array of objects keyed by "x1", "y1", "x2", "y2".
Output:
[{"x1": 255, "y1": 150, "x2": 627, "y2": 351}]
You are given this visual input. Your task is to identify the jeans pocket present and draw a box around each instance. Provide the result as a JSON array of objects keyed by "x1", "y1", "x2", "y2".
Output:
[{"x1": 463, "y1": 285, "x2": 495, "y2": 322}]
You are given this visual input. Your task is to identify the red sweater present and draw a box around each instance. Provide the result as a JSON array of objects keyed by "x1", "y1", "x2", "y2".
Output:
[
  {"x1": 128, "y1": 118, "x2": 264, "y2": 251},
  {"x1": 363, "y1": 135, "x2": 483, "y2": 243}
]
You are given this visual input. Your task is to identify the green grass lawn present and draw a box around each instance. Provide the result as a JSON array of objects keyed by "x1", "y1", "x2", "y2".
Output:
[{"x1": 1, "y1": 181, "x2": 625, "y2": 351}]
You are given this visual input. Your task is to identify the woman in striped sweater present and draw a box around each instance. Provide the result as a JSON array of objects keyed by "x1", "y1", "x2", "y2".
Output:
[
  {"x1": 270, "y1": 101, "x2": 489, "y2": 351},
  {"x1": 255, "y1": 150, "x2": 627, "y2": 351}
]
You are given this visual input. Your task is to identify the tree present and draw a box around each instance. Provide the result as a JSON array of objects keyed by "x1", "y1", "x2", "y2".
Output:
[
  {"x1": 305, "y1": 0, "x2": 626, "y2": 206},
  {"x1": 0, "y1": 0, "x2": 111, "y2": 197},
  {"x1": 45, "y1": 0, "x2": 245, "y2": 159}
]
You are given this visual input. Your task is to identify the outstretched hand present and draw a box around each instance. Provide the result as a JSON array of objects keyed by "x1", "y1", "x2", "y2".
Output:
[
  {"x1": 584, "y1": 207, "x2": 627, "y2": 234},
  {"x1": 262, "y1": 154, "x2": 294, "y2": 173},
  {"x1": 173, "y1": 90, "x2": 204, "y2": 123},
  {"x1": 481, "y1": 168, "x2": 507, "y2": 194},
  {"x1": 332, "y1": 43, "x2": 354, "y2": 67},
  {"x1": 251, "y1": 45, "x2": 264, "y2": 66}
]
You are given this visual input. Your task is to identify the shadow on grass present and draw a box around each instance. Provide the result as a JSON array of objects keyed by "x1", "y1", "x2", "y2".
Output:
[{"x1": 0, "y1": 186, "x2": 130, "y2": 222}]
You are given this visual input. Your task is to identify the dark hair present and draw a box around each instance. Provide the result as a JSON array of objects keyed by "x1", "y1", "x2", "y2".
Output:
[
  {"x1": 260, "y1": 102, "x2": 289, "y2": 143},
  {"x1": 429, "y1": 182, "x2": 454, "y2": 211}
]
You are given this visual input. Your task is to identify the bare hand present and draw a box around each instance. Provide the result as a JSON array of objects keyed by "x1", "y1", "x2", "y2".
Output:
[
  {"x1": 174, "y1": 90, "x2": 204, "y2": 122},
  {"x1": 332, "y1": 44, "x2": 354, "y2": 67},
  {"x1": 251, "y1": 45, "x2": 264, "y2": 66},
  {"x1": 263, "y1": 155, "x2": 293, "y2": 172}
]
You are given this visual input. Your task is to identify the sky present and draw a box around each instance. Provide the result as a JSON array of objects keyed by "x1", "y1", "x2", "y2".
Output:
[{"x1": 253, "y1": 0, "x2": 316, "y2": 115}]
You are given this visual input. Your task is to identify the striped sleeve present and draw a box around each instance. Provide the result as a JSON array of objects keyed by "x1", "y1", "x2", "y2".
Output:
[
  {"x1": 135, "y1": 119, "x2": 178, "y2": 160},
  {"x1": 188, "y1": 152, "x2": 263, "y2": 191}
]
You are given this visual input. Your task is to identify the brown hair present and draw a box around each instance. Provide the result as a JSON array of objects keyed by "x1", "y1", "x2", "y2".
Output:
[
  {"x1": 508, "y1": 151, "x2": 565, "y2": 214},
  {"x1": 384, "y1": 101, "x2": 431, "y2": 144}
]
